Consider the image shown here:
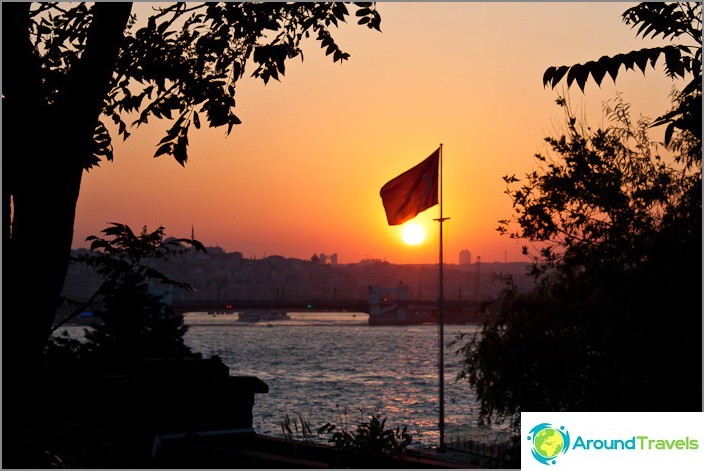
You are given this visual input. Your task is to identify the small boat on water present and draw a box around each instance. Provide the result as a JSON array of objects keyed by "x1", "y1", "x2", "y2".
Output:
[{"x1": 237, "y1": 310, "x2": 291, "y2": 323}]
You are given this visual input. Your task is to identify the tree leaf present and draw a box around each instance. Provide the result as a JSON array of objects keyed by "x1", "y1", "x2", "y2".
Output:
[
  {"x1": 355, "y1": 8, "x2": 371, "y2": 17},
  {"x1": 588, "y1": 60, "x2": 607, "y2": 87},
  {"x1": 545, "y1": 65, "x2": 569, "y2": 89},
  {"x1": 632, "y1": 49, "x2": 650, "y2": 74},
  {"x1": 154, "y1": 143, "x2": 172, "y2": 157},
  {"x1": 605, "y1": 57, "x2": 621, "y2": 83},
  {"x1": 664, "y1": 122, "x2": 675, "y2": 147},
  {"x1": 566, "y1": 64, "x2": 589, "y2": 92},
  {"x1": 173, "y1": 135, "x2": 188, "y2": 166}
]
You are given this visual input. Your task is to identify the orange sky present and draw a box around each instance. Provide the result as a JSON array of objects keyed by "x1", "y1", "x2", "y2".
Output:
[{"x1": 73, "y1": 2, "x2": 678, "y2": 264}]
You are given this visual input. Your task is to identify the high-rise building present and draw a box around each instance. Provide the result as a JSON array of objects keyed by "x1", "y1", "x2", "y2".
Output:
[{"x1": 459, "y1": 249, "x2": 472, "y2": 265}]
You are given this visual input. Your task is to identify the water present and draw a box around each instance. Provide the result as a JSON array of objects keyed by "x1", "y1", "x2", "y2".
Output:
[
  {"x1": 54, "y1": 312, "x2": 507, "y2": 449},
  {"x1": 182, "y1": 311, "x2": 501, "y2": 448}
]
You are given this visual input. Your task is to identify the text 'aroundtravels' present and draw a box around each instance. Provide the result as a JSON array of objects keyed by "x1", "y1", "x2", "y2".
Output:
[{"x1": 572, "y1": 435, "x2": 700, "y2": 451}]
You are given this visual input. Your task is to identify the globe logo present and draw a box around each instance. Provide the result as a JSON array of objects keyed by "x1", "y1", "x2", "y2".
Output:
[{"x1": 527, "y1": 423, "x2": 571, "y2": 465}]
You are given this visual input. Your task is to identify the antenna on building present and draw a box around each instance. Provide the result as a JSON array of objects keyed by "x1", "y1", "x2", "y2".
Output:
[{"x1": 191, "y1": 223, "x2": 195, "y2": 241}]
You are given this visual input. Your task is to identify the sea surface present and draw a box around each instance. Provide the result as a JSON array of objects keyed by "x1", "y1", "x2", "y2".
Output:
[{"x1": 182, "y1": 311, "x2": 506, "y2": 448}]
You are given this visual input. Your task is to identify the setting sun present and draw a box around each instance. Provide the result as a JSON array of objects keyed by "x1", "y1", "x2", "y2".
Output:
[
  {"x1": 401, "y1": 222, "x2": 426, "y2": 245},
  {"x1": 67, "y1": 2, "x2": 673, "y2": 266}
]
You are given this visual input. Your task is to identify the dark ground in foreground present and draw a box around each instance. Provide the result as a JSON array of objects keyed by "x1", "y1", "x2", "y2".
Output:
[{"x1": 10, "y1": 424, "x2": 518, "y2": 469}]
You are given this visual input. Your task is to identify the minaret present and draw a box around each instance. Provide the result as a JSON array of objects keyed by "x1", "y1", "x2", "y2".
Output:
[{"x1": 191, "y1": 224, "x2": 195, "y2": 241}]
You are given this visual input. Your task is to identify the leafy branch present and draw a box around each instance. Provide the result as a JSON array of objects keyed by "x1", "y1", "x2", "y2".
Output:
[{"x1": 542, "y1": 2, "x2": 701, "y2": 146}]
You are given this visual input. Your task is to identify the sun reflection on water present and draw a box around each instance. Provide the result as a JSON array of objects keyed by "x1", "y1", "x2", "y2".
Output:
[{"x1": 183, "y1": 316, "x2": 497, "y2": 448}]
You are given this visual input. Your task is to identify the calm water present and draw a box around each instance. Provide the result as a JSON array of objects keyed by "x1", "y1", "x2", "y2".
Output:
[{"x1": 183, "y1": 312, "x2": 503, "y2": 448}]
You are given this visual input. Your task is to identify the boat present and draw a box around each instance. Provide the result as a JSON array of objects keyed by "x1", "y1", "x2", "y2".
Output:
[{"x1": 237, "y1": 310, "x2": 291, "y2": 323}]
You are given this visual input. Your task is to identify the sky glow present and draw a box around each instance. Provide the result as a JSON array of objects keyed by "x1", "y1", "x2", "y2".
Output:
[{"x1": 73, "y1": 2, "x2": 678, "y2": 264}]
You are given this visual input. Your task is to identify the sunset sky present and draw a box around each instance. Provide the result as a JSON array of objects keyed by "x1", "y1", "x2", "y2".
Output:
[{"x1": 73, "y1": 2, "x2": 679, "y2": 264}]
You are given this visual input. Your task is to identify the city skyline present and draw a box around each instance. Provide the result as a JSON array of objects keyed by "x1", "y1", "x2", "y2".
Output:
[
  {"x1": 162, "y1": 223, "x2": 489, "y2": 264},
  {"x1": 72, "y1": 2, "x2": 677, "y2": 264}
]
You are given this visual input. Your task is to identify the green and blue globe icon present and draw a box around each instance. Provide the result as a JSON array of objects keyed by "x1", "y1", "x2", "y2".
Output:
[{"x1": 527, "y1": 423, "x2": 571, "y2": 465}]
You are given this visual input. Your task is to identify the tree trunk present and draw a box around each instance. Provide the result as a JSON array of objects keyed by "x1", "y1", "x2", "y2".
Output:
[{"x1": 2, "y1": 3, "x2": 133, "y2": 464}]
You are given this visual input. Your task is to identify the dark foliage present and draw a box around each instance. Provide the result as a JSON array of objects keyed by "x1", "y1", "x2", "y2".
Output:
[
  {"x1": 27, "y1": 2, "x2": 382, "y2": 168},
  {"x1": 47, "y1": 223, "x2": 205, "y2": 367},
  {"x1": 316, "y1": 406, "x2": 413, "y2": 467},
  {"x1": 455, "y1": 90, "x2": 701, "y2": 431}
]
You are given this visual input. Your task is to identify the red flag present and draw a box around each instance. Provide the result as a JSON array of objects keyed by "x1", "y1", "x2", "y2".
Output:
[{"x1": 380, "y1": 148, "x2": 439, "y2": 225}]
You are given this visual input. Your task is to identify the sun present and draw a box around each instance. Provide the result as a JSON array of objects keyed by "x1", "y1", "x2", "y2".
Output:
[{"x1": 401, "y1": 222, "x2": 426, "y2": 245}]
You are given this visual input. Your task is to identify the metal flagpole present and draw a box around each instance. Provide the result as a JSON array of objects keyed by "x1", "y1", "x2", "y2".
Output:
[{"x1": 435, "y1": 143, "x2": 449, "y2": 452}]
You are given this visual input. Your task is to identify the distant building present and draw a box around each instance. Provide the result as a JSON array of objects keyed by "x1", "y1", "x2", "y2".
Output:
[
  {"x1": 61, "y1": 245, "x2": 535, "y2": 314},
  {"x1": 459, "y1": 249, "x2": 472, "y2": 265},
  {"x1": 358, "y1": 257, "x2": 387, "y2": 265},
  {"x1": 314, "y1": 253, "x2": 338, "y2": 265}
]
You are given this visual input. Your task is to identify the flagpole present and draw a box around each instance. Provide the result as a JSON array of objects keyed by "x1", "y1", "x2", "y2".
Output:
[
  {"x1": 378, "y1": 143, "x2": 447, "y2": 451},
  {"x1": 435, "y1": 143, "x2": 448, "y2": 452}
]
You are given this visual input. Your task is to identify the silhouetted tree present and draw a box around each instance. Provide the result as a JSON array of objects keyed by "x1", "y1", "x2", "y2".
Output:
[
  {"x1": 2, "y1": 5, "x2": 382, "y2": 368},
  {"x1": 456, "y1": 96, "x2": 701, "y2": 430},
  {"x1": 2, "y1": 2, "x2": 381, "y2": 463},
  {"x1": 69, "y1": 223, "x2": 204, "y2": 363},
  {"x1": 454, "y1": 2, "x2": 701, "y2": 431}
]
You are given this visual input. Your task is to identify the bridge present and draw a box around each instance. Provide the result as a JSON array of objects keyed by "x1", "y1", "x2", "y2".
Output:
[
  {"x1": 170, "y1": 298, "x2": 490, "y2": 325},
  {"x1": 170, "y1": 298, "x2": 370, "y2": 316}
]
